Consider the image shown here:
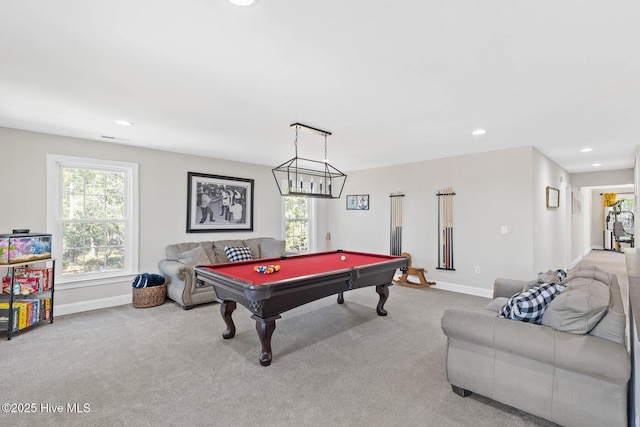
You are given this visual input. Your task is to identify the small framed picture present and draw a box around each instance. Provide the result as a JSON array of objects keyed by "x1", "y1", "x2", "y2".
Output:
[
  {"x1": 346, "y1": 194, "x2": 369, "y2": 210},
  {"x1": 546, "y1": 186, "x2": 560, "y2": 208}
]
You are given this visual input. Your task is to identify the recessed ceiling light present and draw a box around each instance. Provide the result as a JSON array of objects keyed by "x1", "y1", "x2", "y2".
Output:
[
  {"x1": 592, "y1": 163, "x2": 602, "y2": 167},
  {"x1": 114, "y1": 120, "x2": 133, "y2": 126},
  {"x1": 472, "y1": 129, "x2": 486, "y2": 136},
  {"x1": 580, "y1": 148, "x2": 593, "y2": 153},
  {"x1": 228, "y1": 0, "x2": 258, "y2": 6}
]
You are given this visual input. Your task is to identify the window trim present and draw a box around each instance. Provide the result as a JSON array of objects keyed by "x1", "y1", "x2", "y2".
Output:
[
  {"x1": 46, "y1": 154, "x2": 139, "y2": 287},
  {"x1": 282, "y1": 196, "x2": 316, "y2": 253}
]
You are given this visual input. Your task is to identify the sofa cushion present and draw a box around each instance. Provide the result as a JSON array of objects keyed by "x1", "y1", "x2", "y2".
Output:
[
  {"x1": 260, "y1": 239, "x2": 286, "y2": 258},
  {"x1": 541, "y1": 277, "x2": 610, "y2": 334},
  {"x1": 588, "y1": 307, "x2": 625, "y2": 344},
  {"x1": 563, "y1": 269, "x2": 612, "y2": 287},
  {"x1": 213, "y1": 240, "x2": 244, "y2": 261},
  {"x1": 572, "y1": 265, "x2": 608, "y2": 273},
  {"x1": 224, "y1": 246, "x2": 253, "y2": 262},
  {"x1": 243, "y1": 238, "x2": 273, "y2": 259},
  {"x1": 177, "y1": 245, "x2": 211, "y2": 266},
  {"x1": 588, "y1": 277, "x2": 625, "y2": 344},
  {"x1": 485, "y1": 297, "x2": 508, "y2": 312},
  {"x1": 499, "y1": 283, "x2": 565, "y2": 324}
]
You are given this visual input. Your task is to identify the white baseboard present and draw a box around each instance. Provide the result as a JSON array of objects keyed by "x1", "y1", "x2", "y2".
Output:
[
  {"x1": 570, "y1": 256, "x2": 583, "y2": 269},
  {"x1": 392, "y1": 272, "x2": 493, "y2": 299},
  {"x1": 57, "y1": 280, "x2": 493, "y2": 316},
  {"x1": 429, "y1": 281, "x2": 493, "y2": 299},
  {"x1": 55, "y1": 294, "x2": 131, "y2": 316}
]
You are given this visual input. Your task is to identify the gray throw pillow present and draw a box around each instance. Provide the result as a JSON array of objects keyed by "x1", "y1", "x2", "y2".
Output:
[
  {"x1": 178, "y1": 245, "x2": 211, "y2": 266},
  {"x1": 563, "y1": 269, "x2": 611, "y2": 287},
  {"x1": 260, "y1": 240, "x2": 286, "y2": 258},
  {"x1": 538, "y1": 269, "x2": 566, "y2": 284},
  {"x1": 588, "y1": 309, "x2": 625, "y2": 345},
  {"x1": 541, "y1": 278, "x2": 610, "y2": 334}
]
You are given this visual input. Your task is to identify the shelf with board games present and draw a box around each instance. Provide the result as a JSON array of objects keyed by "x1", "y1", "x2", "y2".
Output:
[
  {"x1": 0, "y1": 258, "x2": 55, "y2": 340},
  {"x1": 0, "y1": 231, "x2": 55, "y2": 340}
]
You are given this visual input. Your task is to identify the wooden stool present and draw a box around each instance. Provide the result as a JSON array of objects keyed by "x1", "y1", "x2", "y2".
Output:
[{"x1": 393, "y1": 252, "x2": 435, "y2": 288}]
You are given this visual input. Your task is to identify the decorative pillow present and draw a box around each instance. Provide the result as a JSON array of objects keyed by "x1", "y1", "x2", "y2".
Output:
[
  {"x1": 213, "y1": 240, "x2": 244, "y2": 262},
  {"x1": 224, "y1": 246, "x2": 253, "y2": 262},
  {"x1": 499, "y1": 283, "x2": 566, "y2": 324},
  {"x1": 260, "y1": 240, "x2": 286, "y2": 258},
  {"x1": 541, "y1": 278, "x2": 610, "y2": 334},
  {"x1": 562, "y1": 269, "x2": 611, "y2": 287},
  {"x1": 588, "y1": 280, "x2": 624, "y2": 344},
  {"x1": 588, "y1": 308, "x2": 625, "y2": 344},
  {"x1": 178, "y1": 245, "x2": 211, "y2": 266},
  {"x1": 537, "y1": 269, "x2": 567, "y2": 284}
]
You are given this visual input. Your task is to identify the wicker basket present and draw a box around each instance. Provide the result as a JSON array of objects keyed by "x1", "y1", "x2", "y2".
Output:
[{"x1": 132, "y1": 284, "x2": 167, "y2": 308}]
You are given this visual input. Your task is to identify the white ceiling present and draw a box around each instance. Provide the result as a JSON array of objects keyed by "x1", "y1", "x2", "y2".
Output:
[{"x1": 1, "y1": 0, "x2": 639, "y2": 174}]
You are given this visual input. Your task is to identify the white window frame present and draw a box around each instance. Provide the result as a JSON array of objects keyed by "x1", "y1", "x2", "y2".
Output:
[
  {"x1": 282, "y1": 197, "x2": 316, "y2": 253},
  {"x1": 46, "y1": 154, "x2": 139, "y2": 288}
]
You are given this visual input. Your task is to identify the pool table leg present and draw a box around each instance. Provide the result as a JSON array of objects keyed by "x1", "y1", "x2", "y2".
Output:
[
  {"x1": 220, "y1": 300, "x2": 237, "y2": 339},
  {"x1": 252, "y1": 314, "x2": 280, "y2": 366},
  {"x1": 375, "y1": 284, "x2": 389, "y2": 316}
]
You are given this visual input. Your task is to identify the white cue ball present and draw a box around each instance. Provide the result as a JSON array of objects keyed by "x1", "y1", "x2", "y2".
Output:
[{"x1": 341, "y1": 255, "x2": 346, "y2": 261}]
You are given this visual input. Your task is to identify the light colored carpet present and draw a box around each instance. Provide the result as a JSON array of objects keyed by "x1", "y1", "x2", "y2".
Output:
[{"x1": 0, "y1": 251, "x2": 626, "y2": 427}]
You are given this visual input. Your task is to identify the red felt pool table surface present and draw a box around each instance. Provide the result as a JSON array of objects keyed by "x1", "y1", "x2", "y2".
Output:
[{"x1": 200, "y1": 250, "x2": 400, "y2": 285}]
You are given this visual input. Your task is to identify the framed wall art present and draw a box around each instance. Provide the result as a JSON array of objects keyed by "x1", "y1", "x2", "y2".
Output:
[
  {"x1": 187, "y1": 172, "x2": 254, "y2": 232},
  {"x1": 546, "y1": 186, "x2": 560, "y2": 208},
  {"x1": 346, "y1": 194, "x2": 369, "y2": 210}
]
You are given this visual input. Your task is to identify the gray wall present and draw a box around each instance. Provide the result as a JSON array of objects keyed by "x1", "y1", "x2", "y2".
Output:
[
  {"x1": 0, "y1": 127, "x2": 284, "y2": 312},
  {"x1": 532, "y1": 149, "x2": 571, "y2": 273},
  {"x1": 326, "y1": 146, "x2": 545, "y2": 297}
]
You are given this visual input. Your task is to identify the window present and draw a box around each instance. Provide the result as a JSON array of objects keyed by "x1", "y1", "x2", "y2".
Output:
[
  {"x1": 47, "y1": 155, "x2": 138, "y2": 284},
  {"x1": 283, "y1": 196, "x2": 314, "y2": 253}
]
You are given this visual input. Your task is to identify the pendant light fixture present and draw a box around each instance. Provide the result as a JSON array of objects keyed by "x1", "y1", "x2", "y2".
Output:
[{"x1": 272, "y1": 123, "x2": 347, "y2": 199}]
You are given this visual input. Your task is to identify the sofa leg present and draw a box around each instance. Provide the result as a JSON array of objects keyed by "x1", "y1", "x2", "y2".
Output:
[
  {"x1": 182, "y1": 305, "x2": 194, "y2": 310},
  {"x1": 451, "y1": 385, "x2": 472, "y2": 397}
]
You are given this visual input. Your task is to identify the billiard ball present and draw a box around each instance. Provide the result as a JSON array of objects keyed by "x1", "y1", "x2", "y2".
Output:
[{"x1": 341, "y1": 255, "x2": 346, "y2": 261}]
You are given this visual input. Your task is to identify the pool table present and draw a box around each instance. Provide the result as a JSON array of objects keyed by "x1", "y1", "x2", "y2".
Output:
[{"x1": 194, "y1": 250, "x2": 408, "y2": 366}]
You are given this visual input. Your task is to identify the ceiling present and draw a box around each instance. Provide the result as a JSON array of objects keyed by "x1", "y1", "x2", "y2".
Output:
[{"x1": 1, "y1": 0, "x2": 639, "y2": 174}]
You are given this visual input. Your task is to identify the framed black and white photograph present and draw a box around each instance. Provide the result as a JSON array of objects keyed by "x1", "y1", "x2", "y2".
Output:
[
  {"x1": 546, "y1": 186, "x2": 560, "y2": 208},
  {"x1": 346, "y1": 194, "x2": 369, "y2": 210},
  {"x1": 187, "y1": 172, "x2": 254, "y2": 232}
]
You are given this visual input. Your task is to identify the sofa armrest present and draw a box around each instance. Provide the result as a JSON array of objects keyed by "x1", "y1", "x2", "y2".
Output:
[
  {"x1": 158, "y1": 259, "x2": 192, "y2": 281},
  {"x1": 441, "y1": 308, "x2": 499, "y2": 348}
]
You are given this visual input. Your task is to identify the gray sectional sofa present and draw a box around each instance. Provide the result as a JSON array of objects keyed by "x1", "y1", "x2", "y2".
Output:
[
  {"x1": 441, "y1": 265, "x2": 630, "y2": 427},
  {"x1": 158, "y1": 237, "x2": 284, "y2": 309}
]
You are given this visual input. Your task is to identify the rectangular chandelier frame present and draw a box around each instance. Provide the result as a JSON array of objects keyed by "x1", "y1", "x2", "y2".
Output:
[{"x1": 272, "y1": 123, "x2": 347, "y2": 199}]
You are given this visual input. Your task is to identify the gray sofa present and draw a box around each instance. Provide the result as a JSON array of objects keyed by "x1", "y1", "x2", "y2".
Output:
[
  {"x1": 158, "y1": 237, "x2": 284, "y2": 309},
  {"x1": 441, "y1": 265, "x2": 630, "y2": 427}
]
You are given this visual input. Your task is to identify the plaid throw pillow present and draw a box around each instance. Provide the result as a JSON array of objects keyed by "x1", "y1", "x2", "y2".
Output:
[
  {"x1": 224, "y1": 246, "x2": 253, "y2": 262},
  {"x1": 499, "y1": 283, "x2": 565, "y2": 324}
]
